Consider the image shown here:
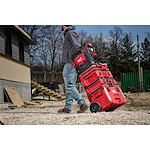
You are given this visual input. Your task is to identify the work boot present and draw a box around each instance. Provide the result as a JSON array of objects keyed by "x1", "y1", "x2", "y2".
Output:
[
  {"x1": 58, "y1": 108, "x2": 71, "y2": 114},
  {"x1": 77, "y1": 102, "x2": 88, "y2": 113}
]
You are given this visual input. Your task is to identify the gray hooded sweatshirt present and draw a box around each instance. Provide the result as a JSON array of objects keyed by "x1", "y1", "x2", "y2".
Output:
[{"x1": 62, "y1": 26, "x2": 81, "y2": 64}]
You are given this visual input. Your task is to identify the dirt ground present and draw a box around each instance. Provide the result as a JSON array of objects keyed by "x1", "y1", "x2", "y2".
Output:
[{"x1": 0, "y1": 92, "x2": 150, "y2": 125}]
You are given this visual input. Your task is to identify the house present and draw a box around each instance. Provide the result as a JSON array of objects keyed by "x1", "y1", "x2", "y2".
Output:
[{"x1": 0, "y1": 25, "x2": 35, "y2": 103}]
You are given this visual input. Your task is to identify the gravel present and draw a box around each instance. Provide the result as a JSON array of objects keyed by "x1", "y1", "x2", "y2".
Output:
[{"x1": 0, "y1": 93, "x2": 150, "y2": 125}]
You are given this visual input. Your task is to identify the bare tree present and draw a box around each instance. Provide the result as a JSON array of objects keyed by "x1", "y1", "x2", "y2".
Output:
[
  {"x1": 20, "y1": 25, "x2": 43, "y2": 66},
  {"x1": 145, "y1": 31, "x2": 150, "y2": 40},
  {"x1": 78, "y1": 30, "x2": 88, "y2": 45},
  {"x1": 20, "y1": 25, "x2": 41, "y2": 37},
  {"x1": 21, "y1": 25, "x2": 64, "y2": 82},
  {"x1": 44, "y1": 25, "x2": 63, "y2": 81},
  {"x1": 109, "y1": 26, "x2": 125, "y2": 43}
]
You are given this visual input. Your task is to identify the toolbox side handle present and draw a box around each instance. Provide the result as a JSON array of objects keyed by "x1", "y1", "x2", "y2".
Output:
[
  {"x1": 88, "y1": 85, "x2": 102, "y2": 96},
  {"x1": 119, "y1": 87, "x2": 126, "y2": 100},
  {"x1": 84, "y1": 77, "x2": 103, "y2": 89},
  {"x1": 104, "y1": 87, "x2": 112, "y2": 101}
]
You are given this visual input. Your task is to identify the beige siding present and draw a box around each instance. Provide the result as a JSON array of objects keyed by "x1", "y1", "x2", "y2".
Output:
[
  {"x1": 0, "y1": 55, "x2": 31, "y2": 84},
  {"x1": 0, "y1": 28, "x2": 5, "y2": 55}
]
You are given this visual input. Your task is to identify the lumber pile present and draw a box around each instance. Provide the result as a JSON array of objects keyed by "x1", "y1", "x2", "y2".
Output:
[
  {"x1": 4, "y1": 87, "x2": 43, "y2": 108},
  {"x1": 3, "y1": 81, "x2": 66, "y2": 108},
  {"x1": 31, "y1": 80, "x2": 65, "y2": 101}
]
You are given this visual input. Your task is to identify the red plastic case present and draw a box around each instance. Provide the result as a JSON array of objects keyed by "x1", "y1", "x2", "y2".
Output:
[
  {"x1": 88, "y1": 85, "x2": 126, "y2": 111},
  {"x1": 79, "y1": 64, "x2": 127, "y2": 112}
]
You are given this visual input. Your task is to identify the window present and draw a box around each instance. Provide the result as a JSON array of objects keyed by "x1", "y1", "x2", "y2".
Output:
[
  {"x1": 19, "y1": 41, "x2": 24, "y2": 63},
  {"x1": 5, "y1": 31, "x2": 12, "y2": 57}
]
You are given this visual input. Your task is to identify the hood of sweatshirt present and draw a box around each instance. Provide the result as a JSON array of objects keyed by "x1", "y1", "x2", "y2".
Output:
[{"x1": 63, "y1": 26, "x2": 75, "y2": 36}]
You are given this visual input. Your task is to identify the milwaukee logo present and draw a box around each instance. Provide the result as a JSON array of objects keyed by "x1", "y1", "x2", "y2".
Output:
[
  {"x1": 77, "y1": 57, "x2": 84, "y2": 63},
  {"x1": 74, "y1": 54, "x2": 87, "y2": 66},
  {"x1": 111, "y1": 90, "x2": 117, "y2": 94}
]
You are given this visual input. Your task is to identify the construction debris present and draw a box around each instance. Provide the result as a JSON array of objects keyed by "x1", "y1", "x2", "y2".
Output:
[
  {"x1": 4, "y1": 87, "x2": 24, "y2": 107},
  {"x1": 31, "y1": 80, "x2": 66, "y2": 100},
  {"x1": 2, "y1": 82, "x2": 66, "y2": 109},
  {"x1": 3, "y1": 87, "x2": 43, "y2": 108},
  {"x1": 23, "y1": 100, "x2": 40, "y2": 105}
]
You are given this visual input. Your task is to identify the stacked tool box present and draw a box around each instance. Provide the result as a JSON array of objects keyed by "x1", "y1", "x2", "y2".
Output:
[{"x1": 72, "y1": 44, "x2": 127, "y2": 113}]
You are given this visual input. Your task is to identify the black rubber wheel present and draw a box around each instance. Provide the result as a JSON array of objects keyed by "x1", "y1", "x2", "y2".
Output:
[{"x1": 90, "y1": 101, "x2": 102, "y2": 113}]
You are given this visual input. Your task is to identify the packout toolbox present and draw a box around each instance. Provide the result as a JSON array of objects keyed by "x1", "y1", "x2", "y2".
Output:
[
  {"x1": 72, "y1": 43, "x2": 127, "y2": 113},
  {"x1": 79, "y1": 64, "x2": 127, "y2": 113}
]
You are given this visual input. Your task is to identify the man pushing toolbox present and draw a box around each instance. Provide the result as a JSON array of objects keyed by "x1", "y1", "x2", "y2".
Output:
[
  {"x1": 58, "y1": 25, "x2": 127, "y2": 114},
  {"x1": 58, "y1": 25, "x2": 88, "y2": 113}
]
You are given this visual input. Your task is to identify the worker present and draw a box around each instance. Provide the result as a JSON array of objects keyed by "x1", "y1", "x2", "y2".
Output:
[{"x1": 58, "y1": 25, "x2": 88, "y2": 113}]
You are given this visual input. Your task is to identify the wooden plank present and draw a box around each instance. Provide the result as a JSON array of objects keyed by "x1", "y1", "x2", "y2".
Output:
[
  {"x1": 33, "y1": 101, "x2": 43, "y2": 105},
  {"x1": 43, "y1": 89, "x2": 50, "y2": 93},
  {"x1": 53, "y1": 92, "x2": 59, "y2": 97},
  {"x1": 4, "y1": 87, "x2": 24, "y2": 107},
  {"x1": 40, "y1": 88, "x2": 47, "y2": 92},
  {"x1": 37, "y1": 85, "x2": 44, "y2": 88},
  {"x1": 23, "y1": 100, "x2": 39, "y2": 105},
  {"x1": 36, "y1": 86, "x2": 45, "y2": 91},
  {"x1": 31, "y1": 81, "x2": 37, "y2": 84},
  {"x1": 57, "y1": 94, "x2": 62, "y2": 98},
  {"x1": 46, "y1": 90, "x2": 54, "y2": 95},
  {"x1": 31, "y1": 84, "x2": 38, "y2": 88}
]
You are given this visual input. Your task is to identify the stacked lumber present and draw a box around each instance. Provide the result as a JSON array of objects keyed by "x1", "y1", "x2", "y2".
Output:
[{"x1": 31, "y1": 81, "x2": 65, "y2": 101}]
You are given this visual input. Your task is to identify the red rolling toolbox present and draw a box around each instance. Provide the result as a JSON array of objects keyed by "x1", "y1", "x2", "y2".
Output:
[
  {"x1": 72, "y1": 43, "x2": 127, "y2": 113},
  {"x1": 79, "y1": 65, "x2": 127, "y2": 113}
]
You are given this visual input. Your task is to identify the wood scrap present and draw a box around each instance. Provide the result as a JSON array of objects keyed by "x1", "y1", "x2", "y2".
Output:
[
  {"x1": 23, "y1": 100, "x2": 39, "y2": 105},
  {"x1": 33, "y1": 101, "x2": 43, "y2": 105},
  {"x1": 4, "y1": 87, "x2": 24, "y2": 107}
]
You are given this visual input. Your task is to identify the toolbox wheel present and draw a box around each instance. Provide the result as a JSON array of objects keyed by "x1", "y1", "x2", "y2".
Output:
[{"x1": 90, "y1": 101, "x2": 102, "y2": 113}]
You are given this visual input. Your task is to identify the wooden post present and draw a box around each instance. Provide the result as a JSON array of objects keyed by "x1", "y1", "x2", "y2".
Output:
[
  {"x1": 140, "y1": 67, "x2": 143, "y2": 91},
  {"x1": 137, "y1": 35, "x2": 141, "y2": 92}
]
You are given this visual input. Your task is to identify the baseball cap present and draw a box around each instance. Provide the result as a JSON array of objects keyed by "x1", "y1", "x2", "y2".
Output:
[{"x1": 64, "y1": 25, "x2": 72, "y2": 27}]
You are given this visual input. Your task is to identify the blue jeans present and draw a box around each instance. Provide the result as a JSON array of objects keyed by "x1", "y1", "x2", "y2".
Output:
[{"x1": 63, "y1": 63, "x2": 84, "y2": 109}]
